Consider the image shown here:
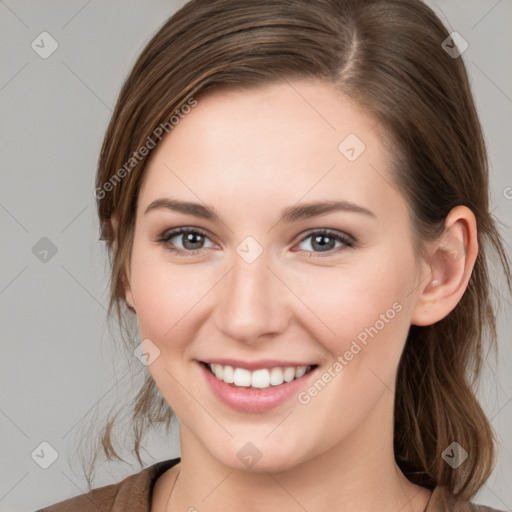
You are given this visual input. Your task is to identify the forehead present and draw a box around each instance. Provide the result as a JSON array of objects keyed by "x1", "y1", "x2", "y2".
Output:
[{"x1": 138, "y1": 79, "x2": 407, "y2": 226}]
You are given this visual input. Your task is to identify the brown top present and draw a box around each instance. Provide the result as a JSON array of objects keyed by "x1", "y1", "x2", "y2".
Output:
[{"x1": 35, "y1": 457, "x2": 505, "y2": 512}]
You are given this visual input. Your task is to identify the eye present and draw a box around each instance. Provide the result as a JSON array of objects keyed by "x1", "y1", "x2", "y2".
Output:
[
  {"x1": 156, "y1": 227, "x2": 355, "y2": 258},
  {"x1": 157, "y1": 227, "x2": 215, "y2": 255},
  {"x1": 295, "y1": 229, "x2": 354, "y2": 257}
]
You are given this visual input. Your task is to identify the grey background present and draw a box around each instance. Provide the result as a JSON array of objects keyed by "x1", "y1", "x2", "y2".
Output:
[{"x1": 0, "y1": 1, "x2": 511, "y2": 511}]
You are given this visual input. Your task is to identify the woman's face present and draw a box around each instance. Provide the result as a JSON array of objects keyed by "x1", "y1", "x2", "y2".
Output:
[{"x1": 125, "y1": 79, "x2": 427, "y2": 472}]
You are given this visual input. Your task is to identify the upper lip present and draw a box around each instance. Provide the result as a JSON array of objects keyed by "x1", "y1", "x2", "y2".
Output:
[{"x1": 200, "y1": 358, "x2": 317, "y2": 370}]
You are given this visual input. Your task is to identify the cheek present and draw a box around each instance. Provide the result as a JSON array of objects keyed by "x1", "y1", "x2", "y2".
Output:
[
  {"x1": 128, "y1": 242, "x2": 215, "y2": 347},
  {"x1": 290, "y1": 254, "x2": 416, "y2": 442},
  {"x1": 292, "y1": 251, "x2": 415, "y2": 362},
  {"x1": 129, "y1": 225, "x2": 417, "y2": 361}
]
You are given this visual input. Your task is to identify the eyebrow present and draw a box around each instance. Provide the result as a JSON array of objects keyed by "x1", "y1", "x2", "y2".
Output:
[{"x1": 144, "y1": 198, "x2": 375, "y2": 222}]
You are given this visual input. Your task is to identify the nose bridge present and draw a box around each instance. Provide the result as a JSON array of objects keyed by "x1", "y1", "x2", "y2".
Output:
[{"x1": 215, "y1": 247, "x2": 285, "y2": 342}]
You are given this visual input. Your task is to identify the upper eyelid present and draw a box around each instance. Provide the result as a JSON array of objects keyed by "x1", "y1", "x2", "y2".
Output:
[
  {"x1": 160, "y1": 226, "x2": 213, "y2": 241},
  {"x1": 298, "y1": 229, "x2": 353, "y2": 243},
  {"x1": 159, "y1": 227, "x2": 354, "y2": 248}
]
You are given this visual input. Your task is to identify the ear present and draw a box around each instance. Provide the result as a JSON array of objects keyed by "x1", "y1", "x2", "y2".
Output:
[
  {"x1": 110, "y1": 214, "x2": 136, "y2": 312},
  {"x1": 410, "y1": 206, "x2": 478, "y2": 326}
]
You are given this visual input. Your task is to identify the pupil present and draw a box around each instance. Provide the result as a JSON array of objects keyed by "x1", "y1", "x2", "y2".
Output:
[
  {"x1": 184, "y1": 232, "x2": 203, "y2": 249},
  {"x1": 181, "y1": 233, "x2": 335, "y2": 252},
  {"x1": 313, "y1": 235, "x2": 333, "y2": 252}
]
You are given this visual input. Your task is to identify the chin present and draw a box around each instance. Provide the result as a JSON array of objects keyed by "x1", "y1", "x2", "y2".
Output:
[{"x1": 208, "y1": 440, "x2": 310, "y2": 474}]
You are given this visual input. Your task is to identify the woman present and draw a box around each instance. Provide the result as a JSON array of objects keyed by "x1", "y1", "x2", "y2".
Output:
[{"x1": 37, "y1": 0, "x2": 511, "y2": 511}]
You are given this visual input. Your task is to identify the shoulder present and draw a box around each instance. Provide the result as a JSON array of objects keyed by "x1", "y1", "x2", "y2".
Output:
[
  {"x1": 34, "y1": 458, "x2": 181, "y2": 512},
  {"x1": 427, "y1": 486, "x2": 506, "y2": 512}
]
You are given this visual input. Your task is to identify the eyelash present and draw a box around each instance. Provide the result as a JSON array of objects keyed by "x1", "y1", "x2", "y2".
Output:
[{"x1": 155, "y1": 227, "x2": 355, "y2": 258}]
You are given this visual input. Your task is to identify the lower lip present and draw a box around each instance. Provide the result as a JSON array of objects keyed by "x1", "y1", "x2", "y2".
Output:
[{"x1": 198, "y1": 362, "x2": 317, "y2": 413}]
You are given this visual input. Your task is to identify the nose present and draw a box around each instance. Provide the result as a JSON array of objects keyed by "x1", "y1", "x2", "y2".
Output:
[{"x1": 214, "y1": 251, "x2": 290, "y2": 344}]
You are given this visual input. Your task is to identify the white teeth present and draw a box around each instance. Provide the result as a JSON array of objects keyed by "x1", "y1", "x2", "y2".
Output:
[
  {"x1": 283, "y1": 367, "x2": 296, "y2": 383},
  {"x1": 233, "y1": 368, "x2": 252, "y2": 387},
  {"x1": 295, "y1": 366, "x2": 307, "y2": 378},
  {"x1": 212, "y1": 363, "x2": 223, "y2": 380},
  {"x1": 207, "y1": 363, "x2": 311, "y2": 389},
  {"x1": 251, "y1": 369, "x2": 270, "y2": 388},
  {"x1": 269, "y1": 367, "x2": 284, "y2": 386},
  {"x1": 223, "y1": 365, "x2": 234, "y2": 383}
]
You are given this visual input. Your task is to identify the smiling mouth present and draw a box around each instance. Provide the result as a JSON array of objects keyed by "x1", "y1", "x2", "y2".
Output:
[{"x1": 201, "y1": 361, "x2": 318, "y2": 390}]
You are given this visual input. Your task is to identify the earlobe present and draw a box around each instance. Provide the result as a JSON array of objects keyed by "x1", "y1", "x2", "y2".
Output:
[
  {"x1": 111, "y1": 213, "x2": 136, "y2": 313},
  {"x1": 125, "y1": 283, "x2": 136, "y2": 311},
  {"x1": 411, "y1": 206, "x2": 478, "y2": 326},
  {"x1": 121, "y1": 250, "x2": 136, "y2": 313}
]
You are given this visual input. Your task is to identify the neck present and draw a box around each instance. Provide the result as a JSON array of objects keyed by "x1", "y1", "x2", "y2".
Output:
[{"x1": 167, "y1": 392, "x2": 431, "y2": 512}]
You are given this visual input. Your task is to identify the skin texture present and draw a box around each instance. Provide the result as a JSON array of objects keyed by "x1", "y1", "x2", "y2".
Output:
[{"x1": 119, "y1": 79, "x2": 478, "y2": 512}]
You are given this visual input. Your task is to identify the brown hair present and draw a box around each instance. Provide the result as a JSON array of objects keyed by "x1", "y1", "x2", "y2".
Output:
[{"x1": 78, "y1": 0, "x2": 511, "y2": 502}]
